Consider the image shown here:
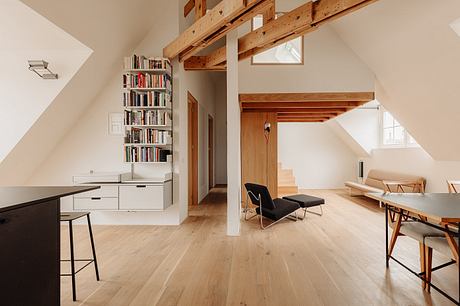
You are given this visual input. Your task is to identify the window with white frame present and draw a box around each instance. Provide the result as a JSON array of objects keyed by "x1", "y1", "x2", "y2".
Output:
[
  {"x1": 251, "y1": 13, "x2": 303, "y2": 65},
  {"x1": 381, "y1": 108, "x2": 419, "y2": 147}
]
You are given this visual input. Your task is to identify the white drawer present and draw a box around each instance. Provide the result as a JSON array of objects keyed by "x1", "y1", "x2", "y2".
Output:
[
  {"x1": 119, "y1": 185, "x2": 164, "y2": 210},
  {"x1": 74, "y1": 197, "x2": 118, "y2": 210},
  {"x1": 73, "y1": 186, "x2": 118, "y2": 198}
]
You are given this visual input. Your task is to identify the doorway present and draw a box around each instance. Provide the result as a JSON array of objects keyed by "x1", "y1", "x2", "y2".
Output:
[
  {"x1": 188, "y1": 92, "x2": 198, "y2": 207},
  {"x1": 208, "y1": 115, "x2": 214, "y2": 190}
]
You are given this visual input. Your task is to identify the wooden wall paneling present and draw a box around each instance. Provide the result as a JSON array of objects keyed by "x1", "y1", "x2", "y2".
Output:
[{"x1": 241, "y1": 112, "x2": 278, "y2": 200}]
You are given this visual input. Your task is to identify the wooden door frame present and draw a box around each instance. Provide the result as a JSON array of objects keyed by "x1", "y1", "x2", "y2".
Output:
[
  {"x1": 188, "y1": 92, "x2": 199, "y2": 207},
  {"x1": 208, "y1": 115, "x2": 214, "y2": 190}
]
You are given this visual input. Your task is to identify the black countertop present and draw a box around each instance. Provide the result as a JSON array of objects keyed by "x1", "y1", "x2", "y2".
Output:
[{"x1": 0, "y1": 186, "x2": 99, "y2": 212}]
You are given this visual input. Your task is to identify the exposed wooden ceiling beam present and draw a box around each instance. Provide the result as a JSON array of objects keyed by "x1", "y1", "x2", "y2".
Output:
[
  {"x1": 240, "y1": 92, "x2": 375, "y2": 103},
  {"x1": 184, "y1": 0, "x2": 195, "y2": 17},
  {"x1": 165, "y1": 0, "x2": 270, "y2": 61},
  {"x1": 178, "y1": 0, "x2": 272, "y2": 62},
  {"x1": 277, "y1": 113, "x2": 337, "y2": 118},
  {"x1": 242, "y1": 101, "x2": 363, "y2": 109},
  {"x1": 242, "y1": 107, "x2": 349, "y2": 113},
  {"x1": 278, "y1": 118, "x2": 327, "y2": 123},
  {"x1": 184, "y1": 0, "x2": 378, "y2": 70}
]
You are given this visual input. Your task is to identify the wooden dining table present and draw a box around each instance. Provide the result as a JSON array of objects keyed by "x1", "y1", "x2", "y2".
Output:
[{"x1": 368, "y1": 192, "x2": 460, "y2": 305}]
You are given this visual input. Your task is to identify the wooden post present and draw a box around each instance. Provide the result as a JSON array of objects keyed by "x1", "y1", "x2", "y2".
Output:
[{"x1": 195, "y1": 0, "x2": 206, "y2": 20}]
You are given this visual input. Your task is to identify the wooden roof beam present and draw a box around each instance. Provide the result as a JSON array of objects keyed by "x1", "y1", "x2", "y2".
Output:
[
  {"x1": 240, "y1": 92, "x2": 375, "y2": 103},
  {"x1": 195, "y1": 0, "x2": 207, "y2": 21},
  {"x1": 241, "y1": 101, "x2": 363, "y2": 109},
  {"x1": 165, "y1": 0, "x2": 270, "y2": 61},
  {"x1": 184, "y1": 0, "x2": 195, "y2": 17},
  {"x1": 242, "y1": 107, "x2": 348, "y2": 113},
  {"x1": 184, "y1": 0, "x2": 378, "y2": 70},
  {"x1": 278, "y1": 118, "x2": 327, "y2": 123}
]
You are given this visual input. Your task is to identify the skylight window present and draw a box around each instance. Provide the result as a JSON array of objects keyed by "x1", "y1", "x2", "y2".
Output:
[
  {"x1": 380, "y1": 108, "x2": 419, "y2": 148},
  {"x1": 251, "y1": 14, "x2": 303, "y2": 65},
  {"x1": 450, "y1": 17, "x2": 460, "y2": 37}
]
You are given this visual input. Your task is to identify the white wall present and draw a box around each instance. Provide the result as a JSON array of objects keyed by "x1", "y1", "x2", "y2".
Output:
[
  {"x1": 27, "y1": 0, "x2": 216, "y2": 224},
  {"x1": 238, "y1": 26, "x2": 375, "y2": 93},
  {"x1": 334, "y1": 101, "x2": 379, "y2": 155},
  {"x1": 278, "y1": 123, "x2": 358, "y2": 189},
  {"x1": 332, "y1": 0, "x2": 460, "y2": 160}
]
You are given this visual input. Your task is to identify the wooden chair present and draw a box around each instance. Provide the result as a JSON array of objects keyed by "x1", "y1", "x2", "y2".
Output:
[
  {"x1": 383, "y1": 180, "x2": 441, "y2": 289},
  {"x1": 422, "y1": 180, "x2": 460, "y2": 292},
  {"x1": 447, "y1": 180, "x2": 460, "y2": 193}
]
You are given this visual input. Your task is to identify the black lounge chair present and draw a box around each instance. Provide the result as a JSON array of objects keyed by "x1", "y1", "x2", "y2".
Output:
[{"x1": 244, "y1": 183, "x2": 300, "y2": 229}]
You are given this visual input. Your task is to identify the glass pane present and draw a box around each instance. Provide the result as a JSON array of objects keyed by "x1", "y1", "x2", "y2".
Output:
[
  {"x1": 394, "y1": 126, "x2": 405, "y2": 144},
  {"x1": 383, "y1": 128, "x2": 394, "y2": 145},
  {"x1": 252, "y1": 15, "x2": 263, "y2": 30},
  {"x1": 383, "y1": 111, "x2": 394, "y2": 128},
  {"x1": 253, "y1": 37, "x2": 302, "y2": 64},
  {"x1": 252, "y1": 13, "x2": 303, "y2": 64}
]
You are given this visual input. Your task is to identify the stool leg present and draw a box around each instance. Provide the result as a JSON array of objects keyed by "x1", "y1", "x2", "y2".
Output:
[
  {"x1": 86, "y1": 214, "x2": 100, "y2": 281},
  {"x1": 68, "y1": 221, "x2": 77, "y2": 301}
]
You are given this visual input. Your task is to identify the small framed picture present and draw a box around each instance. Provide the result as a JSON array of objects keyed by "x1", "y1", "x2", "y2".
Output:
[{"x1": 109, "y1": 113, "x2": 123, "y2": 135}]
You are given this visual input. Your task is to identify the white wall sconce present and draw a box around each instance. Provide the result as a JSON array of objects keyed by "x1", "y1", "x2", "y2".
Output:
[{"x1": 28, "y1": 60, "x2": 58, "y2": 79}]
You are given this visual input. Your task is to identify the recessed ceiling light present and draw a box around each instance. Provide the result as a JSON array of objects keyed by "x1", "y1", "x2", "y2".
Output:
[
  {"x1": 450, "y1": 17, "x2": 460, "y2": 37},
  {"x1": 28, "y1": 60, "x2": 58, "y2": 79}
]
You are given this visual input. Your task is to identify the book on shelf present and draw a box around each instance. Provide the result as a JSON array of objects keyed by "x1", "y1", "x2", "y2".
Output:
[
  {"x1": 124, "y1": 146, "x2": 171, "y2": 163},
  {"x1": 123, "y1": 73, "x2": 171, "y2": 91},
  {"x1": 124, "y1": 128, "x2": 172, "y2": 145},
  {"x1": 123, "y1": 55, "x2": 171, "y2": 73},
  {"x1": 124, "y1": 109, "x2": 172, "y2": 126},
  {"x1": 123, "y1": 91, "x2": 171, "y2": 108}
]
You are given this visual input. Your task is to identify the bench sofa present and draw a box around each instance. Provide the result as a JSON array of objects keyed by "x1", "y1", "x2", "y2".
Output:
[{"x1": 345, "y1": 169, "x2": 426, "y2": 197}]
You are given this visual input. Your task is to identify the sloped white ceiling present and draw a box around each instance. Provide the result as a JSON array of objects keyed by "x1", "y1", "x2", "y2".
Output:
[
  {"x1": 0, "y1": 0, "x2": 167, "y2": 184},
  {"x1": 0, "y1": 0, "x2": 92, "y2": 162},
  {"x1": 331, "y1": 0, "x2": 460, "y2": 160}
]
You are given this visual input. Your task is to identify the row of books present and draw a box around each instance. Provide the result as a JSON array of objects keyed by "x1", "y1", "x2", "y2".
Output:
[
  {"x1": 124, "y1": 110, "x2": 171, "y2": 126},
  {"x1": 123, "y1": 55, "x2": 171, "y2": 72},
  {"x1": 125, "y1": 129, "x2": 171, "y2": 144},
  {"x1": 123, "y1": 73, "x2": 172, "y2": 90},
  {"x1": 123, "y1": 91, "x2": 171, "y2": 108},
  {"x1": 124, "y1": 146, "x2": 171, "y2": 163}
]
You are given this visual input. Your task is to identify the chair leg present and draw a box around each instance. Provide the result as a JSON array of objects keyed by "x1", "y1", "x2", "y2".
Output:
[
  {"x1": 388, "y1": 213, "x2": 403, "y2": 257},
  {"x1": 86, "y1": 214, "x2": 100, "y2": 281},
  {"x1": 419, "y1": 242, "x2": 426, "y2": 290},
  {"x1": 425, "y1": 246, "x2": 433, "y2": 293},
  {"x1": 68, "y1": 221, "x2": 77, "y2": 301}
]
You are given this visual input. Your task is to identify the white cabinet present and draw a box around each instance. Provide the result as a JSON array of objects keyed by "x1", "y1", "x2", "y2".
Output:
[
  {"x1": 72, "y1": 173, "x2": 172, "y2": 211},
  {"x1": 74, "y1": 198, "x2": 119, "y2": 210},
  {"x1": 119, "y1": 181, "x2": 171, "y2": 210}
]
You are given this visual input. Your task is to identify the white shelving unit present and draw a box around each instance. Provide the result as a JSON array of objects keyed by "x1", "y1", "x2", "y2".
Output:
[{"x1": 122, "y1": 55, "x2": 173, "y2": 164}]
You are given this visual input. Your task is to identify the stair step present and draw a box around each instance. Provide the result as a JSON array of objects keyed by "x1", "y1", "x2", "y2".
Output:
[{"x1": 278, "y1": 185, "x2": 299, "y2": 195}]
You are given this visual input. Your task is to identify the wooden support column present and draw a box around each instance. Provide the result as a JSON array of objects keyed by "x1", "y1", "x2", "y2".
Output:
[
  {"x1": 226, "y1": 29, "x2": 241, "y2": 236},
  {"x1": 263, "y1": 0, "x2": 275, "y2": 24},
  {"x1": 195, "y1": 0, "x2": 206, "y2": 20}
]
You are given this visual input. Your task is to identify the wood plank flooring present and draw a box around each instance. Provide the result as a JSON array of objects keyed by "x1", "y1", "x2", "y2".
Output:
[{"x1": 61, "y1": 188, "x2": 457, "y2": 306}]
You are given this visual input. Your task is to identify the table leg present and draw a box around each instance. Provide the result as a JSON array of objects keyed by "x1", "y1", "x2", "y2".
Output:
[{"x1": 385, "y1": 203, "x2": 389, "y2": 268}]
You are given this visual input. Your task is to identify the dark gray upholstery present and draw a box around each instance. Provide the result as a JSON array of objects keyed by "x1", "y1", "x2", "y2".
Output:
[
  {"x1": 245, "y1": 183, "x2": 300, "y2": 221},
  {"x1": 282, "y1": 194, "x2": 325, "y2": 208}
]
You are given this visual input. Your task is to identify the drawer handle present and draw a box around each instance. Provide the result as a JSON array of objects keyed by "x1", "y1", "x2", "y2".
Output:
[
  {"x1": 91, "y1": 197, "x2": 102, "y2": 200},
  {"x1": 0, "y1": 218, "x2": 8, "y2": 225},
  {"x1": 136, "y1": 185, "x2": 147, "y2": 188}
]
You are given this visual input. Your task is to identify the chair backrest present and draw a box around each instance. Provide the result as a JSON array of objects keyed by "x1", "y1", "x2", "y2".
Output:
[
  {"x1": 365, "y1": 169, "x2": 426, "y2": 192},
  {"x1": 447, "y1": 180, "x2": 460, "y2": 193},
  {"x1": 382, "y1": 180, "x2": 425, "y2": 194},
  {"x1": 244, "y1": 183, "x2": 276, "y2": 210}
]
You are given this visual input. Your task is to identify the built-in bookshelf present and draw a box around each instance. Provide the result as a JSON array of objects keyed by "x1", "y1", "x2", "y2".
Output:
[{"x1": 123, "y1": 55, "x2": 172, "y2": 164}]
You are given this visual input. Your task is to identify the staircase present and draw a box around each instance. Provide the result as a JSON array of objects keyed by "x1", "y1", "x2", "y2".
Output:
[{"x1": 278, "y1": 163, "x2": 299, "y2": 195}]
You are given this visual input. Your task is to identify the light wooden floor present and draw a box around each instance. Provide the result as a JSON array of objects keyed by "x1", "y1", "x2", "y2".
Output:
[{"x1": 61, "y1": 188, "x2": 458, "y2": 306}]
